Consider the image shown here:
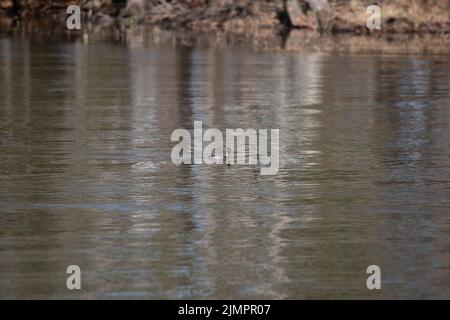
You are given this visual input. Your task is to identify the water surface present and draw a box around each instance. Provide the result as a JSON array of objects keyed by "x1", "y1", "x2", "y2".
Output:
[{"x1": 1, "y1": 37, "x2": 450, "y2": 299}]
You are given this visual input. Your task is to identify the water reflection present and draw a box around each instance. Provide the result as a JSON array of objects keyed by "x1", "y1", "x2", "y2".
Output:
[{"x1": 1, "y1": 37, "x2": 450, "y2": 299}]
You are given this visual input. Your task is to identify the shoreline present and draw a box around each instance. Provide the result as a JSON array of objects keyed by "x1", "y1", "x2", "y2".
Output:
[
  {"x1": 2, "y1": 23, "x2": 450, "y2": 55},
  {"x1": 1, "y1": 0, "x2": 450, "y2": 54}
]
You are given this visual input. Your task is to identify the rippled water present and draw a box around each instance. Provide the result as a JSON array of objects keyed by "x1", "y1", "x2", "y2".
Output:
[{"x1": 1, "y1": 37, "x2": 450, "y2": 299}]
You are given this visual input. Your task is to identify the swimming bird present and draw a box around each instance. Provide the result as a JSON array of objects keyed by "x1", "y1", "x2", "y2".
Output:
[{"x1": 211, "y1": 148, "x2": 231, "y2": 165}]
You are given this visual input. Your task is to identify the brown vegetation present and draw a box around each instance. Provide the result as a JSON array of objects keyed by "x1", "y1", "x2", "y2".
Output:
[
  {"x1": 1, "y1": 0, "x2": 449, "y2": 33},
  {"x1": 1, "y1": 0, "x2": 449, "y2": 53}
]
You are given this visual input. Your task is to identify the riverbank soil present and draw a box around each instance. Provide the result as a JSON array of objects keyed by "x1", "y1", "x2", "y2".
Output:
[{"x1": 1, "y1": 0, "x2": 450, "y2": 53}]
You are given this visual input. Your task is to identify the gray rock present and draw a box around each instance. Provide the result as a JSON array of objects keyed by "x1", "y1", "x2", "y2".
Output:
[{"x1": 285, "y1": 0, "x2": 333, "y2": 32}]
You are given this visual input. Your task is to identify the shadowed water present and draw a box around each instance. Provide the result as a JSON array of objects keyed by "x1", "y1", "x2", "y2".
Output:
[{"x1": 1, "y1": 37, "x2": 450, "y2": 299}]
